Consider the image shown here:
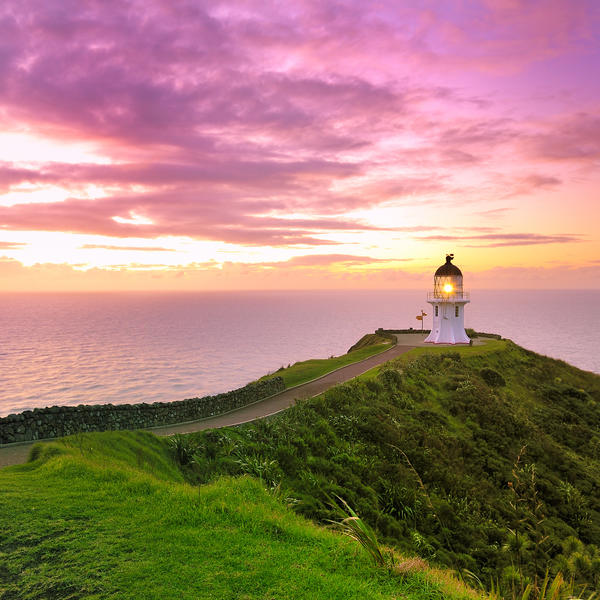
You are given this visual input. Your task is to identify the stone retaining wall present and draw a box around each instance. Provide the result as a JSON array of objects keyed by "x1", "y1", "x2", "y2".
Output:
[
  {"x1": 0, "y1": 377, "x2": 285, "y2": 446},
  {"x1": 377, "y1": 328, "x2": 432, "y2": 335}
]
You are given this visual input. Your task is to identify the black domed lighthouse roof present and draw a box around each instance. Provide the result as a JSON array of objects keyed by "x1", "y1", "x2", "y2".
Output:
[{"x1": 435, "y1": 254, "x2": 462, "y2": 277}]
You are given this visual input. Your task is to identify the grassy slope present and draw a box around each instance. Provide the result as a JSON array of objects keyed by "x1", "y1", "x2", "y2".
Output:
[
  {"x1": 347, "y1": 334, "x2": 393, "y2": 353},
  {"x1": 260, "y1": 338, "x2": 392, "y2": 388},
  {"x1": 186, "y1": 340, "x2": 600, "y2": 594},
  {"x1": 354, "y1": 339, "x2": 508, "y2": 381},
  {"x1": 0, "y1": 431, "x2": 480, "y2": 600}
]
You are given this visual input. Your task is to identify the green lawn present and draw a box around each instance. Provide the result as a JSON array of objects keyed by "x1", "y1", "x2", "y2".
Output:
[
  {"x1": 261, "y1": 340, "x2": 393, "y2": 388},
  {"x1": 401, "y1": 338, "x2": 507, "y2": 360},
  {"x1": 0, "y1": 431, "x2": 480, "y2": 600},
  {"x1": 354, "y1": 338, "x2": 507, "y2": 382}
]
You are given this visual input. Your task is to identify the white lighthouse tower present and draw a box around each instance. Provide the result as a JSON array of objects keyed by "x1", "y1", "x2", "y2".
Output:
[{"x1": 424, "y1": 254, "x2": 470, "y2": 344}]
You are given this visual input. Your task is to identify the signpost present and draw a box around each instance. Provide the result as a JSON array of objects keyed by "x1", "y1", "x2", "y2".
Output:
[{"x1": 416, "y1": 310, "x2": 427, "y2": 331}]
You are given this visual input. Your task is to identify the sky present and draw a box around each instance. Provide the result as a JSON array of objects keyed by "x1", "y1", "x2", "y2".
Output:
[{"x1": 0, "y1": 0, "x2": 598, "y2": 291}]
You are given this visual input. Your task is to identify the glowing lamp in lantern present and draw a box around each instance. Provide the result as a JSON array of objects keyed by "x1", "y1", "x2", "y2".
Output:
[{"x1": 424, "y1": 254, "x2": 470, "y2": 344}]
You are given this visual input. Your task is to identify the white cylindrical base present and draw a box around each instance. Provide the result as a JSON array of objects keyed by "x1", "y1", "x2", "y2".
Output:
[{"x1": 424, "y1": 300, "x2": 470, "y2": 344}]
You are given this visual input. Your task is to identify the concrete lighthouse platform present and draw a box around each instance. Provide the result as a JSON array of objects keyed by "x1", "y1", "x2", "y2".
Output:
[{"x1": 392, "y1": 333, "x2": 486, "y2": 347}]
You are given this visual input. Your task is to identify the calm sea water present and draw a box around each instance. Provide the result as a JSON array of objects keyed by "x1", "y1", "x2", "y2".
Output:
[{"x1": 0, "y1": 290, "x2": 598, "y2": 417}]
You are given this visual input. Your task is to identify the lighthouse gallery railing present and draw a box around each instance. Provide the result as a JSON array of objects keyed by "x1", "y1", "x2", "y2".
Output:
[{"x1": 427, "y1": 291, "x2": 470, "y2": 302}]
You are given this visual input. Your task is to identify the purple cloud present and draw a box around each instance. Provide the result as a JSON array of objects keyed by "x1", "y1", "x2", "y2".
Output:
[
  {"x1": 264, "y1": 254, "x2": 409, "y2": 267},
  {"x1": 0, "y1": 0, "x2": 596, "y2": 257},
  {"x1": 417, "y1": 232, "x2": 583, "y2": 247},
  {"x1": 526, "y1": 113, "x2": 600, "y2": 162},
  {"x1": 0, "y1": 192, "x2": 398, "y2": 245}
]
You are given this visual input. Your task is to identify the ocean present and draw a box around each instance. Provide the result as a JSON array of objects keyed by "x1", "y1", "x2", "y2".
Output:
[{"x1": 1, "y1": 289, "x2": 598, "y2": 417}]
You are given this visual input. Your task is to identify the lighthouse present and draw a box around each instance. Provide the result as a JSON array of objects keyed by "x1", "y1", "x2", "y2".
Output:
[{"x1": 424, "y1": 254, "x2": 470, "y2": 344}]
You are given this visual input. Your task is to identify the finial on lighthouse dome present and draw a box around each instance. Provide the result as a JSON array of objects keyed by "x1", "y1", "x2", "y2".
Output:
[
  {"x1": 424, "y1": 253, "x2": 470, "y2": 345},
  {"x1": 434, "y1": 254, "x2": 462, "y2": 277}
]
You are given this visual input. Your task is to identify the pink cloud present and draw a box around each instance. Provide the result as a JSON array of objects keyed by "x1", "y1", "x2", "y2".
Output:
[
  {"x1": 2, "y1": 256, "x2": 599, "y2": 292},
  {"x1": 264, "y1": 254, "x2": 409, "y2": 267},
  {"x1": 0, "y1": 158, "x2": 361, "y2": 189},
  {"x1": 0, "y1": 192, "x2": 398, "y2": 245},
  {"x1": 0, "y1": 0, "x2": 596, "y2": 266},
  {"x1": 0, "y1": 241, "x2": 26, "y2": 249},
  {"x1": 417, "y1": 232, "x2": 583, "y2": 247},
  {"x1": 79, "y1": 244, "x2": 175, "y2": 252},
  {"x1": 526, "y1": 112, "x2": 600, "y2": 162}
]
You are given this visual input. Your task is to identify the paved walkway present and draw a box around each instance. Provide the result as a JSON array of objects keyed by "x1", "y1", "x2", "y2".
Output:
[
  {"x1": 149, "y1": 342, "x2": 417, "y2": 436},
  {"x1": 0, "y1": 340, "x2": 419, "y2": 469}
]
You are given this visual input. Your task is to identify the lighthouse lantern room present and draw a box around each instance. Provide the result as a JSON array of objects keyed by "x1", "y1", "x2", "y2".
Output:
[{"x1": 424, "y1": 254, "x2": 470, "y2": 344}]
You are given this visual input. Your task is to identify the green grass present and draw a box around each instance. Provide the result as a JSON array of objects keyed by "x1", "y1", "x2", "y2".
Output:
[
  {"x1": 401, "y1": 338, "x2": 507, "y2": 360},
  {"x1": 352, "y1": 338, "x2": 507, "y2": 382},
  {"x1": 347, "y1": 333, "x2": 393, "y2": 353},
  {"x1": 260, "y1": 339, "x2": 393, "y2": 388},
  {"x1": 0, "y1": 430, "x2": 482, "y2": 600},
  {"x1": 4, "y1": 336, "x2": 598, "y2": 599}
]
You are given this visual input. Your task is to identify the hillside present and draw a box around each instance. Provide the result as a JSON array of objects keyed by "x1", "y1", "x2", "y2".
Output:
[
  {"x1": 0, "y1": 431, "x2": 481, "y2": 600},
  {"x1": 2, "y1": 338, "x2": 599, "y2": 599},
  {"x1": 258, "y1": 335, "x2": 393, "y2": 388},
  {"x1": 181, "y1": 339, "x2": 600, "y2": 596}
]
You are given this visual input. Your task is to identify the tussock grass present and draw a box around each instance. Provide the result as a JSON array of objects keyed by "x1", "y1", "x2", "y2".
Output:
[
  {"x1": 0, "y1": 430, "x2": 482, "y2": 600},
  {"x1": 329, "y1": 495, "x2": 388, "y2": 567},
  {"x1": 328, "y1": 495, "x2": 485, "y2": 600},
  {"x1": 488, "y1": 571, "x2": 598, "y2": 600}
]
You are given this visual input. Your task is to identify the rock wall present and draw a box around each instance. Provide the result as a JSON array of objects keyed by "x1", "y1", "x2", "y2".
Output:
[
  {"x1": 0, "y1": 377, "x2": 285, "y2": 446},
  {"x1": 376, "y1": 328, "x2": 431, "y2": 335}
]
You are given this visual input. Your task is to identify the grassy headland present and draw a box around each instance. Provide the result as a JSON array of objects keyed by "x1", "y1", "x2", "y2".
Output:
[
  {"x1": 185, "y1": 339, "x2": 600, "y2": 596},
  {"x1": 2, "y1": 335, "x2": 599, "y2": 599},
  {"x1": 0, "y1": 431, "x2": 479, "y2": 600}
]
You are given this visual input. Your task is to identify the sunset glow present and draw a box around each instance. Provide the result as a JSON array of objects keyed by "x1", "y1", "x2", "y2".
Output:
[{"x1": 0, "y1": 0, "x2": 599, "y2": 291}]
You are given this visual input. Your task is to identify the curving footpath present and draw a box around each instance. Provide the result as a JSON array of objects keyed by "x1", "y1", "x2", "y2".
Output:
[{"x1": 0, "y1": 341, "x2": 418, "y2": 469}]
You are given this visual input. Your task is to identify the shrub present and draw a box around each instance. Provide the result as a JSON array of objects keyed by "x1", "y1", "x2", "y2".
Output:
[
  {"x1": 377, "y1": 368, "x2": 403, "y2": 392},
  {"x1": 168, "y1": 434, "x2": 198, "y2": 465},
  {"x1": 480, "y1": 368, "x2": 506, "y2": 387},
  {"x1": 440, "y1": 351, "x2": 462, "y2": 363}
]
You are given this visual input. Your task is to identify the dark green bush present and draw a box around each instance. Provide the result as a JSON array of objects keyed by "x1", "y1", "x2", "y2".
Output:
[
  {"x1": 168, "y1": 434, "x2": 198, "y2": 465},
  {"x1": 480, "y1": 367, "x2": 506, "y2": 387},
  {"x1": 377, "y1": 368, "x2": 403, "y2": 392}
]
